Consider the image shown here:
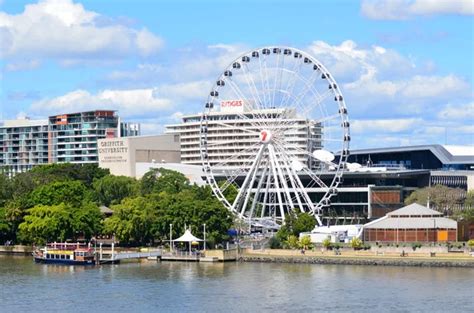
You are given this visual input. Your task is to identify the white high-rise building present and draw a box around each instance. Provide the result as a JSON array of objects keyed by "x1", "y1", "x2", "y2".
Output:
[{"x1": 166, "y1": 100, "x2": 322, "y2": 170}]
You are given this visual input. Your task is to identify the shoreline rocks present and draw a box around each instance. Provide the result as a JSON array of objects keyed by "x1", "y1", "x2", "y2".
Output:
[{"x1": 239, "y1": 256, "x2": 474, "y2": 268}]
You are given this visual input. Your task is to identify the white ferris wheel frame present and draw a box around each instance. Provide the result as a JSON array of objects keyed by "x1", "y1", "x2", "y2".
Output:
[{"x1": 199, "y1": 46, "x2": 350, "y2": 227}]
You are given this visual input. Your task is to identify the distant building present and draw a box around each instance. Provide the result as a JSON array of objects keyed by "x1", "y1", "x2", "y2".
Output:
[
  {"x1": 363, "y1": 203, "x2": 458, "y2": 242},
  {"x1": 165, "y1": 103, "x2": 322, "y2": 170},
  {"x1": 98, "y1": 134, "x2": 182, "y2": 178},
  {"x1": 0, "y1": 110, "x2": 140, "y2": 174}
]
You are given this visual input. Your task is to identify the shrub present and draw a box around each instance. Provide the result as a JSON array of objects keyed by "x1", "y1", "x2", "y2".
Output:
[
  {"x1": 269, "y1": 236, "x2": 282, "y2": 249},
  {"x1": 468, "y1": 239, "x2": 474, "y2": 249},
  {"x1": 350, "y1": 237, "x2": 363, "y2": 250},
  {"x1": 299, "y1": 235, "x2": 312, "y2": 250},
  {"x1": 322, "y1": 238, "x2": 332, "y2": 250}
]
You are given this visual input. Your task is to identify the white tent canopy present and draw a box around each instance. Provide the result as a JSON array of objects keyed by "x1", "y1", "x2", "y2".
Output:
[{"x1": 174, "y1": 229, "x2": 203, "y2": 242}]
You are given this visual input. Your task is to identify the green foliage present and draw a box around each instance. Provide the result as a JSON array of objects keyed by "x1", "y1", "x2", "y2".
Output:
[
  {"x1": 140, "y1": 168, "x2": 190, "y2": 195},
  {"x1": 93, "y1": 175, "x2": 138, "y2": 206},
  {"x1": 0, "y1": 207, "x2": 11, "y2": 241},
  {"x1": 293, "y1": 212, "x2": 317, "y2": 235},
  {"x1": 268, "y1": 236, "x2": 282, "y2": 249},
  {"x1": 276, "y1": 210, "x2": 316, "y2": 243},
  {"x1": 467, "y1": 239, "x2": 474, "y2": 248},
  {"x1": 71, "y1": 202, "x2": 102, "y2": 240},
  {"x1": 405, "y1": 185, "x2": 464, "y2": 214},
  {"x1": 0, "y1": 174, "x2": 12, "y2": 207},
  {"x1": 299, "y1": 235, "x2": 312, "y2": 250},
  {"x1": 322, "y1": 238, "x2": 332, "y2": 250},
  {"x1": 465, "y1": 191, "x2": 474, "y2": 208},
  {"x1": 18, "y1": 204, "x2": 72, "y2": 245},
  {"x1": 411, "y1": 242, "x2": 422, "y2": 251},
  {"x1": 28, "y1": 180, "x2": 91, "y2": 208},
  {"x1": 286, "y1": 235, "x2": 300, "y2": 249},
  {"x1": 350, "y1": 237, "x2": 363, "y2": 250},
  {"x1": 218, "y1": 181, "x2": 238, "y2": 204},
  {"x1": 103, "y1": 197, "x2": 157, "y2": 244},
  {"x1": 2, "y1": 165, "x2": 232, "y2": 247}
]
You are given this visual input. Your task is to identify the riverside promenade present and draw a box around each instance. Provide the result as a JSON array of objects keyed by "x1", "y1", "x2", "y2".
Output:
[{"x1": 240, "y1": 248, "x2": 474, "y2": 268}]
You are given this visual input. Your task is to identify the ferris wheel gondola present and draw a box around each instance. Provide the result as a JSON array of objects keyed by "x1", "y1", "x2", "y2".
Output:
[{"x1": 199, "y1": 46, "x2": 350, "y2": 227}]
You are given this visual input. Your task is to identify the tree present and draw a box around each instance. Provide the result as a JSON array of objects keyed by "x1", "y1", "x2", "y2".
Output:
[
  {"x1": 93, "y1": 175, "x2": 138, "y2": 206},
  {"x1": 405, "y1": 185, "x2": 464, "y2": 214},
  {"x1": 0, "y1": 207, "x2": 11, "y2": 242},
  {"x1": 140, "y1": 168, "x2": 190, "y2": 195},
  {"x1": 293, "y1": 212, "x2": 317, "y2": 235},
  {"x1": 299, "y1": 235, "x2": 312, "y2": 250},
  {"x1": 18, "y1": 204, "x2": 72, "y2": 244},
  {"x1": 276, "y1": 210, "x2": 317, "y2": 242},
  {"x1": 28, "y1": 180, "x2": 92, "y2": 208},
  {"x1": 465, "y1": 191, "x2": 474, "y2": 209},
  {"x1": 0, "y1": 174, "x2": 12, "y2": 207},
  {"x1": 71, "y1": 202, "x2": 103, "y2": 240},
  {"x1": 103, "y1": 197, "x2": 158, "y2": 245}
]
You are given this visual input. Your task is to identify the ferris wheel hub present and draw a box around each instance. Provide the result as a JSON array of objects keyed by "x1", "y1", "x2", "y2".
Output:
[{"x1": 259, "y1": 130, "x2": 272, "y2": 144}]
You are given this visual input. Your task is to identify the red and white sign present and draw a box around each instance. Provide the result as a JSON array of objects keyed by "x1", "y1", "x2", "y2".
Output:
[{"x1": 220, "y1": 99, "x2": 245, "y2": 112}]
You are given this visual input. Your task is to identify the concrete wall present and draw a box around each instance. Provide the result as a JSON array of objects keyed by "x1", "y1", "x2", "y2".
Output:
[{"x1": 98, "y1": 134, "x2": 180, "y2": 177}]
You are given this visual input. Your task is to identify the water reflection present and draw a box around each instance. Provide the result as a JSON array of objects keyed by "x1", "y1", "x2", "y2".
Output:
[{"x1": 0, "y1": 255, "x2": 472, "y2": 313}]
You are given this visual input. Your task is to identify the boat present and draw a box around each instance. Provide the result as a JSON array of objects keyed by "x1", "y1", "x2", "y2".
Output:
[{"x1": 33, "y1": 242, "x2": 96, "y2": 265}]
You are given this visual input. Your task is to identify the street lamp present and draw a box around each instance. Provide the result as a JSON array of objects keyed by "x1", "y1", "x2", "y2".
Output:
[
  {"x1": 203, "y1": 223, "x2": 206, "y2": 251},
  {"x1": 170, "y1": 223, "x2": 173, "y2": 252}
]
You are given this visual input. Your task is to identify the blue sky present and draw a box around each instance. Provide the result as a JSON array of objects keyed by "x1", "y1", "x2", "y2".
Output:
[{"x1": 0, "y1": 0, "x2": 473, "y2": 148}]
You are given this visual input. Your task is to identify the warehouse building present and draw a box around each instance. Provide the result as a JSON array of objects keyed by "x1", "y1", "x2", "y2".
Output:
[{"x1": 363, "y1": 203, "x2": 458, "y2": 242}]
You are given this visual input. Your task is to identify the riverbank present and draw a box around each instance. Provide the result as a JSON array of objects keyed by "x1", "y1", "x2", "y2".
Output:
[{"x1": 240, "y1": 249, "x2": 474, "y2": 268}]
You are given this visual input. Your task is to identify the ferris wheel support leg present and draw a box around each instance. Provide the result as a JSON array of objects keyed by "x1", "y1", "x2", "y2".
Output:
[
  {"x1": 248, "y1": 162, "x2": 269, "y2": 222},
  {"x1": 261, "y1": 167, "x2": 273, "y2": 219},
  {"x1": 269, "y1": 145, "x2": 295, "y2": 210},
  {"x1": 267, "y1": 145, "x2": 286, "y2": 223},
  {"x1": 232, "y1": 145, "x2": 265, "y2": 217},
  {"x1": 239, "y1": 148, "x2": 265, "y2": 219}
]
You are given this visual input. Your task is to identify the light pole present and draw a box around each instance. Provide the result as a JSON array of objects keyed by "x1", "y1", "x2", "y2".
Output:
[
  {"x1": 170, "y1": 223, "x2": 173, "y2": 252},
  {"x1": 203, "y1": 223, "x2": 206, "y2": 251}
]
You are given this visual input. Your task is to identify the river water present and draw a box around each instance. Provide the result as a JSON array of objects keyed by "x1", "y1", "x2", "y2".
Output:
[{"x1": 0, "y1": 255, "x2": 472, "y2": 312}]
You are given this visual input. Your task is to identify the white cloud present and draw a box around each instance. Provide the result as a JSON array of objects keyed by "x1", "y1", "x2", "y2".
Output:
[
  {"x1": 361, "y1": 0, "x2": 473, "y2": 20},
  {"x1": 30, "y1": 88, "x2": 172, "y2": 118},
  {"x1": 0, "y1": 0, "x2": 163, "y2": 63},
  {"x1": 438, "y1": 102, "x2": 474, "y2": 119},
  {"x1": 5, "y1": 59, "x2": 40, "y2": 71},
  {"x1": 305, "y1": 40, "x2": 472, "y2": 116},
  {"x1": 351, "y1": 118, "x2": 423, "y2": 133}
]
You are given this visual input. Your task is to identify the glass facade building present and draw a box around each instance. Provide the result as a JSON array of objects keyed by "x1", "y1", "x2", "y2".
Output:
[{"x1": 0, "y1": 110, "x2": 140, "y2": 174}]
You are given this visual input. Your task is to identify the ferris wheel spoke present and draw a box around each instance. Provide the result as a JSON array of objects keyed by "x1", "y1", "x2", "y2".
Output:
[
  {"x1": 212, "y1": 142, "x2": 261, "y2": 169},
  {"x1": 242, "y1": 63, "x2": 267, "y2": 121},
  {"x1": 280, "y1": 59, "x2": 303, "y2": 109},
  {"x1": 248, "y1": 162, "x2": 269, "y2": 220},
  {"x1": 261, "y1": 52, "x2": 273, "y2": 110},
  {"x1": 273, "y1": 144, "x2": 318, "y2": 215},
  {"x1": 232, "y1": 145, "x2": 265, "y2": 215},
  {"x1": 223, "y1": 76, "x2": 264, "y2": 129},
  {"x1": 266, "y1": 144, "x2": 286, "y2": 220},
  {"x1": 271, "y1": 53, "x2": 283, "y2": 109},
  {"x1": 268, "y1": 144, "x2": 294, "y2": 215}
]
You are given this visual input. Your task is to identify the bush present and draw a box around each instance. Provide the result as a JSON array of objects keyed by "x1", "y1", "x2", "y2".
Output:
[
  {"x1": 468, "y1": 239, "x2": 474, "y2": 249},
  {"x1": 299, "y1": 235, "x2": 312, "y2": 250},
  {"x1": 269, "y1": 236, "x2": 282, "y2": 249},
  {"x1": 322, "y1": 238, "x2": 332, "y2": 250},
  {"x1": 350, "y1": 237, "x2": 363, "y2": 250},
  {"x1": 411, "y1": 242, "x2": 422, "y2": 251}
]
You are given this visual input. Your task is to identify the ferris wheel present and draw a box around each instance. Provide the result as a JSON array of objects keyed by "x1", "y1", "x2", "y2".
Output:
[{"x1": 199, "y1": 46, "x2": 350, "y2": 227}]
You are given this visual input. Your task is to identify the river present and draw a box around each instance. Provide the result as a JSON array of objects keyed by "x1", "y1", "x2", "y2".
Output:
[{"x1": 0, "y1": 255, "x2": 472, "y2": 312}]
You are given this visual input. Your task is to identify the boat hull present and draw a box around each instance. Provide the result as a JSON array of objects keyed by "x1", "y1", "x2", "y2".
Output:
[{"x1": 33, "y1": 256, "x2": 95, "y2": 265}]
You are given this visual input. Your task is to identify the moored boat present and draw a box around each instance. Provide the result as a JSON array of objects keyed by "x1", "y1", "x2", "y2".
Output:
[{"x1": 33, "y1": 242, "x2": 96, "y2": 265}]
